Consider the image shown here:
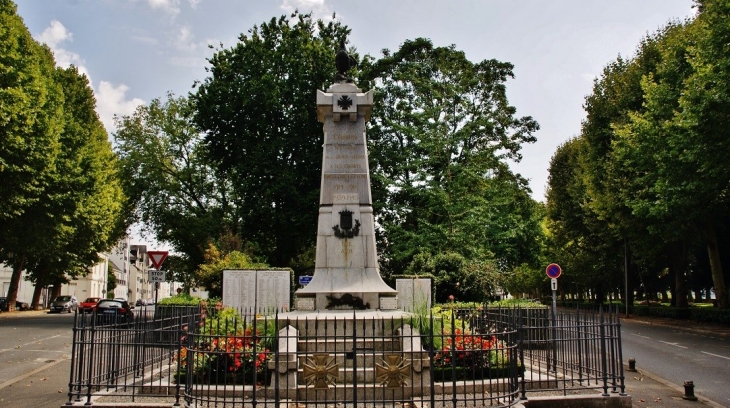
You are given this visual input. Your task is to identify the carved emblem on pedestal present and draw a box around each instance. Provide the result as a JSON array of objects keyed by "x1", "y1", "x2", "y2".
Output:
[
  {"x1": 302, "y1": 353, "x2": 339, "y2": 390},
  {"x1": 337, "y1": 95, "x2": 353, "y2": 110},
  {"x1": 333, "y1": 209, "x2": 360, "y2": 239},
  {"x1": 375, "y1": 354, "x2": 411, "y2": 389}
]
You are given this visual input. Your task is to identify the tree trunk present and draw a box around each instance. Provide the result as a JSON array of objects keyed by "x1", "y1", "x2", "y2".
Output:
[
  {"x1": 670, "y1": 245, "x2": 688, "y2": 308},
  {"x1": 626, "y1": 244, "x2": 636, "y2": 307},
  {"x1": 6, "y1": 255, "x2": 26, "y2": 312},
  {"x1": 51, "y1": 280, "x2": 63, "y2": 300},
  {"x1": 31, "y1": 284, "x2": 44, "y2": 310},
  {"x1": 704, "y1": 224, "x2": 728, "y2": 308}
]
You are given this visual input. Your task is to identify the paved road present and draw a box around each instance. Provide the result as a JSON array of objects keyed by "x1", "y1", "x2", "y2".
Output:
[
  {"x1": 621, "y1": 317, "x2": 730, "y2": 406},
  {"x1": 0, "y1": 311, "x2": 75, "y2": 407}
]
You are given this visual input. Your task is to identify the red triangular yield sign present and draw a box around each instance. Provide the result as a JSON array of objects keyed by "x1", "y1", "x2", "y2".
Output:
[{"x1": 147, "y1": 251, "x2": 168, "y2": 270}]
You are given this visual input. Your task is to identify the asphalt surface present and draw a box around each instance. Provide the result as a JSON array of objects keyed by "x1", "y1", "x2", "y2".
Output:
[
  {"x1": 621, "y1": 314, "x2": 729, "y2": 408},
  {"x1": 0, "y1": 309, "x2": 728, "y2": 408},
  {"x1": 0, "y1": 310, "x2": 73, "y2": 408}
]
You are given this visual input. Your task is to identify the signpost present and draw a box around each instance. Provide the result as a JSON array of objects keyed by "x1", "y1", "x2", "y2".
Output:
[
  {"x1": 546, "y1": 263, "x2": 561, "y2": 373},
  {"x1": 148, "y1": 251, "x2": 168, "y2": 270},
  {"x1": 299, "y1": 275, "x2": 312, "y2": 286},
  {"x1": 148, "y1": 270, "x2": 166, "y2": 283},
  {"x1": 147, "y1": 251, "x2": 169, "y2": 304},
  {"x1": 545, "y1": 263, "x2": 561, "y2": 314},
  {"x1": 546, "y1": 263, "x2": 562, "y2": 279}
]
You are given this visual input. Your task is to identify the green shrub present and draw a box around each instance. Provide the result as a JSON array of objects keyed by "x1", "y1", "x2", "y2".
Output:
[
  {"x1": 630, "y1": 304, "x2": 730, "y2": 325},
  {"x1": 158, "y1": 293, "x2": 203, "y2": 306},
  {"x1": 489, "y1": 298, "x2": 545, "y2": 308}
]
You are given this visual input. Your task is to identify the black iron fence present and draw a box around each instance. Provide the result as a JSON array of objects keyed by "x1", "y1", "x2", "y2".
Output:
[{"x1": 66, "y1": 304, "x2": 624, "y2": 407}]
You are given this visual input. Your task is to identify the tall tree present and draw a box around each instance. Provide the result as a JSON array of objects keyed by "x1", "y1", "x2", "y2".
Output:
[
  {"x1": 578, "y1": 23, "x2": 693, "y2": 306},
  {"x1": 609, "y1": 21, "x2": 698, "y2": 307},
  {"x1": 114, "y1": 93, "x2": 232, "y2": 278},
  {"x1": 545, "y1": 137, "x2": 624, "y2": 302},
  {"x1": 192, "y1": 12, "x2": 350, "y2": 268},
  {"x1": 361, "y1": 38, "x2": 541, "y2": 284},
  {"x1": 23, "y1": 66, "x2": 126, "y2": 309},
  {"x1": 673, "y1": 0, "x2": 730, "y2": 308},
  {"x1": 616, "y1": 1, "x2": 730, "y2": 308},
  {"x1": 0, "y1": 1, "x2": 64, "y2": 310}
]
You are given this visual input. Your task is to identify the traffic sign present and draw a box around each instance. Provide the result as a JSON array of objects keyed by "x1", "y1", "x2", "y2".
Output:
[
  {"x1": 299, "y1": 275, "x2": 312, "y2": 285},
  {"x1": 148, "y1": 251, "x2": 168, "y2": 270},
  {"x1": 551, "y1": 278, "x2": 558, "y2": 291},
  {"x1": 546, "y1": 263, "x2": 562, "y2": 279},
  {"x1": 149, "y1": 270, "x2": 166, "y2": 283}
]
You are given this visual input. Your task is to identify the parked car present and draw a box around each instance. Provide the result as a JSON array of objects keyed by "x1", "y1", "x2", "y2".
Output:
[
  {"x1": 0, "y1": 297, "x2": 29, "y2": 311},
  {"x1": 94, "y1": 299, "x2": 134, "y2": 325},
  {"x1": 78, "y1": 297, "x2": 100, "y2": 313},
  {"x1": 135, "y1": 298, "x2": 148, "y2": 307},
  {"x1": 49, "y1": 295, "x2": 78, "y2": 313},
  {"x1": 14, "y1": 300, "x2": 30, "y2": 310}
]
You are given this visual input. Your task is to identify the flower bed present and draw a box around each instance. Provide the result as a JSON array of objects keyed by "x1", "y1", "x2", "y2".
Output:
[
  {"x1": 176, "y1": 305, "x2": 275, "y2": 385},
  {"x1": 432, "y1": 328, "x2": 517, "y2": 381}
]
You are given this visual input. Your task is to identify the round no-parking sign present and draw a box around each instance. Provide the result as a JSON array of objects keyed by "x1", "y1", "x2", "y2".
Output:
[{"x1": 546, "y1": 263, "x2": 562, "y2": 279}]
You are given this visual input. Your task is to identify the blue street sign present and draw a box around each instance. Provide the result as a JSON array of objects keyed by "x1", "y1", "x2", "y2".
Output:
[
  {"x1": 299, "y1": 275, "x2": 313, "y2": 285},
  {"x1": 546, "y1": 263, "x2": 562, "y2": 279}
]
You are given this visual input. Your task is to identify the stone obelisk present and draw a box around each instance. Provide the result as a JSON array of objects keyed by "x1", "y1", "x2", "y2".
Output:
[{"x1": 295, "y1": 53, "x2": 397, "y2": 311}]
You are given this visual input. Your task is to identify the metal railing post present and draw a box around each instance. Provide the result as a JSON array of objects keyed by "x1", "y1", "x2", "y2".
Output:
[{"x1": 599, "y1": 305, "x2": 609, "y2": 396}]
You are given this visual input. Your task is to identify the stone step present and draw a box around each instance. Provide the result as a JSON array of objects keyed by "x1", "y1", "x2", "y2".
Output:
[
  {"x1": 277, "y1": 310, "x2": 413, "y2": 337},
  {"x1": 297, "y1": 337, "x2": 401, "y2": 353},
  {"x1": 294, "y1": 351, "x2": 405, "y2": 370}
]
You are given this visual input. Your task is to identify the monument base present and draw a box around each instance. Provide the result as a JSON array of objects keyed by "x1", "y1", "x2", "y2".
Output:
[{"x1": 296, "y1": 266, "x2": 397, "y2": 311}]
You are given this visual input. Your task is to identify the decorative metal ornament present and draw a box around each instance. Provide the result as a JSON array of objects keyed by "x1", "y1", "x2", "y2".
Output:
[
  {"x1": 333, "y1": 210, "x2": 360, "y2": 239},
  {"x1": 302, "y1": 353, "x2": 339, "y2": 390},
  {"x1": 375, "y1": 354, "x2": 411, "y2": 389},
  {"x1": 337, "y1": 95, "x2": 353, "y2": 110}
]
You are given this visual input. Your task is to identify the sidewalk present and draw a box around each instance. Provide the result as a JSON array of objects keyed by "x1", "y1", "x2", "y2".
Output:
[
  {"x1": 0, "y1": 309, "x2": 49, "y2": 319},
  {"x1": 624, "y1": 365, "x2": 724, "y2": 408}
]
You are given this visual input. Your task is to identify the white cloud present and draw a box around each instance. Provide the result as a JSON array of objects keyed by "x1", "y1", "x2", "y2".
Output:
[
  {"x1": 174, "y1": 25, "x2": 195, "y2": 51},
  {"x1": 166, "y1": 24, "x2": 216, "y2": 69},
  {"x1": 95, "y1": 81, "x2": 145, "y2": 132},
  {"x1": 280, "y1": 0, "x2": 333, "y2": 20},
  {"x1": 35, "y1": 20, "x2": 144, "y2": 134},
  {"x1": 148, "y1": 0, "x2": 181, "y2": 15},
  {"x1": 144, "y1": 0, "x2": 200, "y2": 15},
  {"x1": 35, "y1": 20, "x2": 88, "y2": 77},
  {"x1": 36, "y1": 19, "x2": 72, "y2": 48}
]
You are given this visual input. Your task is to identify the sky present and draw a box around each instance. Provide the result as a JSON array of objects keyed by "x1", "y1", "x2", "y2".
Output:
[{"x1": 14, "y1": 0, "x2": 696, "y2": 243}]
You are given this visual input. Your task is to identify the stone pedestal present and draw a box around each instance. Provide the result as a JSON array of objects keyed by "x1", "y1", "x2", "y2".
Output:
[{"x1": 296, "y1": 82, "x2": 397, "y2": 310}]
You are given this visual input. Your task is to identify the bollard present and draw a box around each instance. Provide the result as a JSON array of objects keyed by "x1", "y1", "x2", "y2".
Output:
[
  {"x1": 682, "y1": 380, "x2": 698, "y2": 401},
  {"x1": 627, "y1": 358, "x2": 636, "y2": 372}
]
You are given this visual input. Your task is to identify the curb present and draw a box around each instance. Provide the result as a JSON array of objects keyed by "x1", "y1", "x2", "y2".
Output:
[
  {"x1": 629, "y1": 364, "x2": 725, "y2": 408},
  {"x1": 0, "y1": 309, "x2": 51, "y2": 319}
]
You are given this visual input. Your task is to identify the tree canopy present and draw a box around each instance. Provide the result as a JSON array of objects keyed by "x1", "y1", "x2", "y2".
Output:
[
  {"x1": 191, "y1": 12, "x2": 350, "y2": 268},
  {"x1": 545, "y1": 0, "x2": 730, "y2": 308},
  {"x1": 361, "y1": 38, "x2": 542, "y2": 299},
  {"x1": 1, "y1": 2, "x2": 127, "y2": 309}
]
